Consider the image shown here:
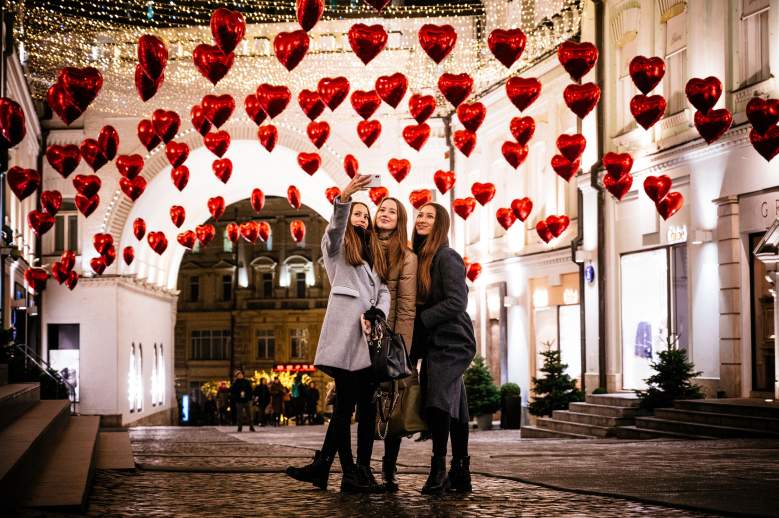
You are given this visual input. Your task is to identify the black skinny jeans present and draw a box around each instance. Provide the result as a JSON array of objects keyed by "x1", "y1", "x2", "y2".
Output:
[{"x1": 320, "y1": 368, "x2": 377, "y2": 469}]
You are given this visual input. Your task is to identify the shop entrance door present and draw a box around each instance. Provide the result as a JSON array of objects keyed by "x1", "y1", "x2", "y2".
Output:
[{"x1": 749, "y1": 233, "x2": 775, "y2": 393}]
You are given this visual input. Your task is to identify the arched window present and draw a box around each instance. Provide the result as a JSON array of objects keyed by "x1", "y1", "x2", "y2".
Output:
[
  {"x1": 128, "y1": 343, "x2": 144, "y2": 412},
  {"x1": 281, "y1": 255, "x2": 314, "y2": 294},
  {"x1": 251, "y1": 257, "x2": 277, "y2": 298}
]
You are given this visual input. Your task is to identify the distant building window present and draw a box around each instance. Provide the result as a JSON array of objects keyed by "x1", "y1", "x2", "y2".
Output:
[
  {"x1": 191, "y1": 330, "x2": 230, "y2": 360},
  {"x1": 223, "y1": 227, "x2": 234, "y2": 253},
  {"x1": 222, "y1": 274, "x2": 233, "y2": 301},
  {"x1": 290, "y1": 328, "x2": 308, "y2": 360},
  {"x1": 54, "y1": 202, "x2": 78, "y2": 253},
  {"x1": 256, "y1": 329, "x2": 276, "y2": 360},
  {"x1": 616, "y1": 38, "x2": 637, "y2": 133},
  {"x1": 740, "y1": 3, "x2": 770, "y2": 87},
  {"x1": 262, "y1": 272, "x2": 273, "y2": 298},
  {"x1": 189, "y1": 276, "x2": 200, "y2": 302},
  {"x1": 296, "y1": 272, "x2": 307, "y2": 298},
  {"x1": 663, "y1": 13, "x2": 687, "y2": 114}
]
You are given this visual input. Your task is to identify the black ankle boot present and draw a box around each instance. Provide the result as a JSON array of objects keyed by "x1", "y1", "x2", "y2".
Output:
[
  {"x1": 340, "y1": 464, "x2": 373, "y2": 493},
  {"x1": 382, "y1": 456, "x2": 399, "y2": 493},
  {"x1": 421, "y1": 455, "x2": 449, "y2": 495},
  {"x1": 285, "y1": 450, "x2": 334, "y2": 490},
  {"x1": 447, "y1": 456, "x2": 472, "y2": 493}
]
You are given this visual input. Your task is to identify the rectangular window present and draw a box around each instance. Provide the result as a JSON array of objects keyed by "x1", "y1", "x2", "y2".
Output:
[
  {"x1": 53, "y1": 203, "x2": 78, "y2": 253},
  {"x1": 222, "y1": 274, "x2": 233, "y2": 301},
  {"x1": 741, "y1": 6, "x2": 770, "y2": 87},
  {"x1": 617, "y1": 39, "x2": 637, "y2": 133},
  {"x1": 256, "y1": 329, "x2": 276, "y2": 359},
  {"x1": 290, "y1": 328, "x2": 308, "y2": 360},
  {"x1": 664, "y1": 12, "x2": 687, "y2": 115},
  {"x1": 262, "y1": 272, "x2": 273, "y2": 297},
  {"x1": 189, "y1": 276, "x2": 200, "y2": 302},
  {"x1": 296, "y1": 272, "x2": 307, "y2": 298},
  {"x1": 191, "y1": 329, "x2": 230, "y2": 360}
]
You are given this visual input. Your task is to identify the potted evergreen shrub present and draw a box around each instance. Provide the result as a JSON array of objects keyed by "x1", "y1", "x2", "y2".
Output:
[
  {"x1": 464, "y1": 356, "x2": 501, "y2": 430},
  {"x1": 529, "y1": 341, "x2": 584, "y2": 417},
  {"x1": 636, "y1": 335, "x2": 704, "y2": 410},
  {"x1": 500, "y1": 382, "x2": 522, "y2": 429}
]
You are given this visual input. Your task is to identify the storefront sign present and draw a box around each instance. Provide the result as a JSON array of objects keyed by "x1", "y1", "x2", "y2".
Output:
[
  {"x1": 667, "y1": 225, "x2": 687, "y2": 244},
  {"x1": 273, "y1": 363, "x2": 316, "y2": 373},
  {"x1": 740, "y1": 190, "x2": 779, "y2": 233}
]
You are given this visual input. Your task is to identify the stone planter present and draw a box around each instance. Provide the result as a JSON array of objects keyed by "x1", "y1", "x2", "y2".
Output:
[{"x1": 476, "y1": 413, "x2": 493, "y2": 430}]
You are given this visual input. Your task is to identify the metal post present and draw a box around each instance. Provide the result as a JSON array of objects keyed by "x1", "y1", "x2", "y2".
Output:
[{"x1": 0, "y1": 8, "x2": 12, "y2": 333}]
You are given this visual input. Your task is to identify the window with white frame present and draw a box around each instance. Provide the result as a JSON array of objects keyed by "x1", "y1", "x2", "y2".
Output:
[
  {"x1": 53, "y1": 200, "x2": 78, "y2": 254},
  {"x1": 256, "y1": 329, "x2": 276, "y2": 359},
  {"x1": 290, "y1": 328, "x2": 308, "y2": 360},
  {"x1": 740, "y1": 0, "x2": 770, "y2": 87},
  {"x1": 663, "y1": 11, "x2": 687, "y2": 114},
  {"x1": 617, "y1": 37, "x2": 638, "y2": 133},
  {"x1": 191, "y1": 330, "x2": 230, "y2": 360},
  {"x1": 128, "y1": 343, "x2": 143, "y2": 412}
]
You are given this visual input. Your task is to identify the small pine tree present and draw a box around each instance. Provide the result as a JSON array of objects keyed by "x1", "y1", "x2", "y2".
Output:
[
  {"x1": 637, "y1": 335, "x2": 703, "y2": 410},
  {"x1": 464, "y1": 356, "x2": 501, "y2": 416},
  {"x1": 529, "y1": 341, "x2": 584, "y2": 417}
]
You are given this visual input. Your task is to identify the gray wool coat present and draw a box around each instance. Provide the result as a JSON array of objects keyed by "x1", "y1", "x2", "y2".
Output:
[{"x1": 314, "y1": 198, "x2": 390, "y2": 376}]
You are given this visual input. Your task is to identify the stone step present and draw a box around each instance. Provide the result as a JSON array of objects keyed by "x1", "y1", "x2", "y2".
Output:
[
  {"x1": 614, "y1": 425, "x2": 716, "y2": 440},
  {"x1": 95, "y1": 431, "x2": 135, "y2": 470},
  {"x1": 552, "y1": 410, "x2": 634, "y2": 428},
  {"x1": 535, "y1": 417, "x2": 611, "y2": 438},
  {"x1": 674, "y1": 399, "x2": 779, "y2": 420},
  {"x1": 585, "y1": 393, "x2": 640, "y2": 408},
  {"x1": 520, "y1": 425, "x2": 595, "y2": 439},
  {"x1": 22, "y1": 415, "x2": 100, "y2": 511},
  {"x1": 0, "y1": 383, "x2": 40, "y2": 430},
  {"x1": 635, "y1": 416, "x2": 779, "y2": 439},
  {"x1": 569, "y1": 402, "x2": 644, "y2": 418},
  {"x1": 0, "y1": 400, "x2": 70, "y2": 505},
  {"x1": 656, "y1": 408, "x2": 779, "y2": 433},
  {"x1": 0, "y1": 363, "x2": 8, "y2": 385}
]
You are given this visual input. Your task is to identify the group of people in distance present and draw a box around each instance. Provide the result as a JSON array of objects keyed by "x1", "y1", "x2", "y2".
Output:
[{"x1": 285, "y1": 174, "x2": 477, "y2": 495}]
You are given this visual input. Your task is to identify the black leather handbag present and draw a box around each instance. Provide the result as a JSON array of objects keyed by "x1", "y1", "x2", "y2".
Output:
[{"x1": 365, "y1": 312, "x2": 412, "y2": 383}]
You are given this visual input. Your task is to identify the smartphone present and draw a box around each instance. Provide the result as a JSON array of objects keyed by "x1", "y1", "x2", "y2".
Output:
[{"x1": 362, "y1": 174, "x2": 382, "y2": 189}]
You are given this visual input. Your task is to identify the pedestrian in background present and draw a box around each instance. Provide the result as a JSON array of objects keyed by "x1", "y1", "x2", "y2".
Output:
[
  {"x1": 306, "y1": 381, "x2": 320, "y2": 424},
  {"x1": 254, "y1": 377, "x2": 270, "y2": 426},
  {"x1": 231, "y1": 369, "x2": 255, "y2": 432},
  {"x1": 270, "y1": 377, "x2": 284, "y2": 426}
]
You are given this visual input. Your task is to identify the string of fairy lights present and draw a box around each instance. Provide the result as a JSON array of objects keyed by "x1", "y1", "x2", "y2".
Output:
[{"x1": 6, "y1": 0, "x2": 583, "y2": 119}]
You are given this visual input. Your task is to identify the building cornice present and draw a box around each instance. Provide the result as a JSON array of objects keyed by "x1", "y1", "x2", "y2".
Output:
[{"x1": 80, "y1": 274, "x2": 179, "y2": 301}]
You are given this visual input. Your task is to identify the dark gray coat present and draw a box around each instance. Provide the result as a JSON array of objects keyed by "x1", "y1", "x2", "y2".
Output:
[{"x1": 415, "y1": 244, "x2": 476, "y2": 423}]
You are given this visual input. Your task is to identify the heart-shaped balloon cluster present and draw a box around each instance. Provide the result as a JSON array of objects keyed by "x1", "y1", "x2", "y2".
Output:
[
  {"x1": 550, "y1": 134, "x2": 585, "y2": 182},
  {"x1": 747, "y1": 96, "x2": 779, "y2": 162},
  {"x1": 644, "y1": 175, "x2": 683, "y2": 220},
  {"x1": 47, "y1": 67, "x2": 103, "y2": 125},
  {"x1": 536, "y1": 215, "x2": 570, "y2": 243},
  {"x1": 90, "y1": 232, "x2": 117, "y2": 274},
  {"x1": 136, "y1": 35, "x2": 167, "y2": 101},
  {"x1": 602, "y1": 152, "x2": 634, "y2": 201},
  {"x1": 24, "y1": 267, "x2": 50, "y2": 294},
  {"x1": 686, "y1": 76, "x2": 732, "y2": 144},
  {"x1": 50, "y1": 250, "x2": 78, "y2": 290},
  {"x1": 628, "y1": 56, "x2": 666, "y2": 130},
  {"x1": 193, "y1": 8, "x2": 244, "y2": 85}
]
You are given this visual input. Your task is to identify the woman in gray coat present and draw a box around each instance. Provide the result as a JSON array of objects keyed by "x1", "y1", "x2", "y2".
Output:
[
  {"x1": 286, "y1": 174, "x2": 390, "y2": 493},
  {"x1": 412, "y1": 202, "x2": 476, "y2": 495}
]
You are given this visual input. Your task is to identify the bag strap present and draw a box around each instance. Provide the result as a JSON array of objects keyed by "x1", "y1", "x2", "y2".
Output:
[{"x1": 375, "y1": 380, "x2": 400, "y2": 440}]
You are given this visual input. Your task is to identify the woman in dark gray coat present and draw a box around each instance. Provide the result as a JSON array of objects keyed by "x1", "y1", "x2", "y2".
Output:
[{"x1": 411, "y1": 202, "x2": 476, "y2": 495}]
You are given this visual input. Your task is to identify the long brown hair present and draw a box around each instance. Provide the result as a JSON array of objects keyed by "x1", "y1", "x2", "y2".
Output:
[
  {"x1": 343, "y1": 202, "x2": 373, "y2": 268},
  {"x1": 412, "y1": 202, "x2": 450, "y2": 301},
  {"x1": 371, "y1": 197, "x2": 409, "y2": 282}
]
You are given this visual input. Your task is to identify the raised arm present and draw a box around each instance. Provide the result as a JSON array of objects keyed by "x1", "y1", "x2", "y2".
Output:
[
  {"x1": 321, "y1": 175, "x2": 372, "y2": 258},
  {"x1": 419, "y1": 247, "x2": 468, "y2": 330}
]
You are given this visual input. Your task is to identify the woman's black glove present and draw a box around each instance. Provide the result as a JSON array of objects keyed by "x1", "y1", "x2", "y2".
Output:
[{"x1": 363, "y1": 306, "x2": 385, "y2": 324}]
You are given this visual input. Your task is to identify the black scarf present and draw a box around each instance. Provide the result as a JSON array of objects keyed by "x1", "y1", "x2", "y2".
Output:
[
  {"x1": 354, "y1": 226, "x2": 373, "y2": 268},
  {"x1": 413, "y1": 233, "x2": 427, "y2": 255}
]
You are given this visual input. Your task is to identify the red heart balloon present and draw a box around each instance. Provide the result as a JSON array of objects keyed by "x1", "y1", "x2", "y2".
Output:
[
  {"x1": 204, "y1": 130, "x2": 231, "y2": 157},
  {"x1": 438, "y1": 73, "x2": 473, "y2": 108},
  {"x1": 208, "y1": 196, "x2": 225, "y2": 220},
  {"x1": 47, "y1": 83, "x2": 83, "y2": 125},
  {"x1": 317, "y1": 77, "x2": 350, "y2": 111},
  {"x1": 133, "y1": 218, "x2": 147, "y2": 240},
  {"x1": 351, "y1": 90, "x2": 381, "y2": 120},
  {"x1": 557, "y1": 40, "x2": 598, "y2": 81},
  {"x1": 212, "y1": 158, "x2": 233, "y2": 183},
  {"x1": 274, "y1": 30, "x2": 310, "y2": 71},
  {"x1": 196, "y1": 225, "x2": 216, "y2": 246},
  {"x1": 357, "y1": 120, "x2": 381, "y2": 147},
  {"x1": 240, "y1": 221, "x2": 260, "y2": 244},
  {"x1": 501, "y1": 141, "x2": 528, "y2": 169},
  {"x1": 58, "y1": 66, "x2": 103, "y2": 110},
  {"x1": 564, "y1": 82, "x2": 601, "y2": 119},
  {"x1": 244, "y1": 95, "x2": 267, "y2": 126},
  {"x1": 171, "y1": 165, "x2": 190, "y2": 191},
  {"x1": 464, "y1": 262, "x2": 481, "y2": 282},
  {"x1": 97, "y1": 125, "x2": 119, "y2": 161},
  {"x1": 685, "y1": 76, "x2": 722, "y2": 114},
  {"x1": 348, "y1": 23, "x2": 387, "y2": 65},
  {"x1": 746, "y1": 97, "x2": 779, "y2": 134},
  {"x1": 75, "y1": 193, "x2": 99, "y2": 217},
  {"x1": 193, "y1": 44, "x2": 235, "y2": 85},
  {"x1": 251, "y1": 188, "x2": 265, "y2": 212},
  {"x1": 750, "y1": 126, "x2": 779, "y2": 162},
  {"x1": 147, "y1": 231, "x2": 168, "y2": 255},
  {"x1": 116, "y1": 154, "x2": 144, "y2": 179},
  {"x1": 643, "y1": 175, "x2": 672, "y2": 203},
  {"x1": 603, "y1": 152, "x2": 633, "y2": 179},
  {"x1": 202, "y1": 94, "x2": 235, "y2": 128},
  {"x1": 547, "y1": 214, "x2": 570, "y2": 238},
  {"x1": 344, "y1": 154, "x2": 359, "y2": 178},
  {"x1": 418, "y1": 24, "x2": 457, "y2": 64},
  {"x1": 169, "y1": 205, "x2": 185, "y2": 228},
  {"x1": 137, "y1": 34, "x2": 167, "y2": 80},
  {"x1": 551, "y1": 155, "x2": 580, "y2": 182},
  {"x1": 165, "y1": 141, "x2": 189, "y2": 168},
  {"x1": 510, "y1": 116, "x2": 535, "y2": 145},
  {"x1": 369, "y1": 187, "x2": 389, "y2": 206},
  {"x1": 258, "y1": 125, "x2": 278, "y2": 152},
  {"x1": 72, "y1": 174, "x2": 101, "y2": 198},
  {"x1": 453, "y1": 130, "x2": 476, "y2": 157},
  {"x1": 25, "y1": 267, "x2": 49, "y2": 293},
  {"x1": 375, "y1": 73, "x2": 408, "y2": 109},
  {"x1": 496, "y1": 208, "x2": 516, "y2": 230},
  {"x1": 0, "y1": 97, "x2": 26, "y2": 148},
  {"x1": 403, "y1": 123, "x2": 430, "y2": 151},
  {"x1": 290, "y1": 220, "x2": 306, "y2": 243},
  {"x1": 629, "y1": 56, "x2": 665, "y2": 95},
  {"x1": 256, "y1": 84, "x2": 291, "y2": 119},
  {"x1": 177, "y1": 230, "x2": 196, "y2": 249},
  {"x1": 45, "y1": 144, "x2": 80, "y2": 178},
  {"x1": 453, "y1": 197, "x2": 477, "y2": 220},
  {"x1": 556, "y1": 133, "x2": 586, "y2": 162},
  {"x1": 505, "y1": 77, "x2": 541, "y2": 112},
  {"x1": 296, "y1": 0, "x2": 324, "y2": 32},
  {"x1": 102, "y1": 245, "x2": 116, "y2": 268},
  {"x1": 298, "y1": 89, "x2": 325, "y2": 121},
  {"x1": 511, "y1": 197, "x2": 533, "y2": 222},
  {"x1": 80, "y1": 138, "x2": 107, "y2": 172},
  {"x1": 604, "y1": 172, "x2": 633, "y2": 201},
  {"x1": 307, "y1": 121, "x2": 330, "y2": 148},
  {"x1": 135, "y1": 64, "x2": 163, "y2": 102},
  {"x1": 28, "y1": 210, "x2": 55, "y2": 236},
  {"x1": 226, "y1": 222, "x2": 240, "y2": 243},
  {"x1": 60, "y1": 250, "x2": 76, "y2": 273},
  {"x1": 123, "y1": 246, "x2": 135, "y2": 266},
  {"x1": 363, "y1": 0, "x2": 392, "y2": 11},
  {"x1": 64, "y1": 271, "x2": 78, "y2": 290},
  {"x1": 488, "y1": 28, "x2": 526, "y2": 69},
  {"x1": 694, "y1": 108, "x2": 732, "y2": 144},
  {"x1": 41, "y1": 190, "x2": 62, "y2": 214},
  {"x1": 298, "y1": 152, "x2": 321, "y2": 175},
  {"x1": 191, "y1": 105, "x2": 213, "y2": 136},
  {"x1": 258, "y1": 221, "x2": 271, "y2": 242},
  {"x1": 471, "y1": 182, "x2": 496, "y2": 205},
  {"x1": 211, "y1": 8, "x2": 245, "y2": 54},
  {"x1": 408, "y1": 94, "x2": 436, "y2": 124},
  {"x1": 409, "y1": 189, "x2": 433, "y2": 209},
  {"x1": 92, "y1": 233, "x2": 114, "y2": 255},
  {"x1": 7, "y1": 166, "x2": 40, "y2": 200},
  {"x1": 89, "y1": 256, "x2": 107, "y2": 275},
  {"x1": 433, "y1": 170, "x2": 455, "y2": 194},
  {"x1": 388, "y1": 158, "x2": 411, "y2": 182},
  {"x1": 656, "y1": 192, "x2": 684, "y2": 220},
  {"x1": 287, "y1": 185, "x2": 302, "y2": 209},
  {"x1": 137, "y1": 119, "x2": 161, "y2": 151},
  {"x1": 152, "y1": 109, "x2": 180, "y2": 143},
  {"x1": 456, "y1": 102, "x2": 486, "y2": 133},
  {"x1": 119, "y1": 176, "x2": 147, "y2": 201},
  {"x1": 325, "y1": 186, "x2": 341, "y2": 204},
  {"x1": 630, "y1": 94, "x2": 667, "y2": 129},
  {"x1": 51, "y1": 261, "x2": 69, "y2": 284}
]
